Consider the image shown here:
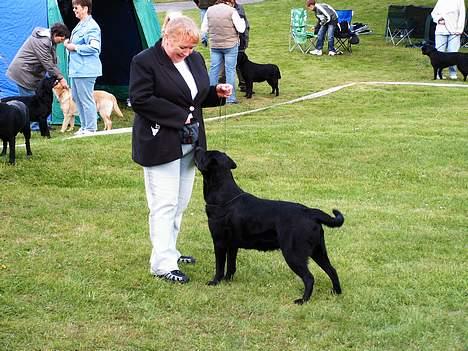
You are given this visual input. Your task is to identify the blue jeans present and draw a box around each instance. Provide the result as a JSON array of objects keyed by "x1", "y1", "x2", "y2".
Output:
[
  {"x1": 200, "y1": 9, "x2": 208, "y2": 42},
  {"x1": 209, "y1": 44, "x2": 238, "y2": 103},
  {"x1": 17, "y1": 85, "x2": 41, "y2": 131},
  {"x1": 435, "y1": 34, "x2": 461, "y2": 77},
  {"x1": 316, "y1": 23, "x2": 336, "y2": 52},
  {"x1": 71, "y1": 77, "x2": 98, "y2": 131}
]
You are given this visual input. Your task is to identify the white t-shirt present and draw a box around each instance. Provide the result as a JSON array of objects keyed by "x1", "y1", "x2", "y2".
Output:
[{"x1": 174, "y1": 60, "x2": 198, "y2": 99}]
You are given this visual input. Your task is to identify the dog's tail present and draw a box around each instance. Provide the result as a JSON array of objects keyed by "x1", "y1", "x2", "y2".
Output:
[
  {"x1": 276, "y1": 66, "x2": 282, "y2": 79},
  {"x1": 112, "y1": 96, "x2": 124, "y2": 117},
  {"x1": 315, "y1": 209, "x2": 344, "y2": 228}
]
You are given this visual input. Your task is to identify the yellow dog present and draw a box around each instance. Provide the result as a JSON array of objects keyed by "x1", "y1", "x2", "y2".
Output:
[{"x1": 53, "y1": 85, "x2": 123, "y2": 132}]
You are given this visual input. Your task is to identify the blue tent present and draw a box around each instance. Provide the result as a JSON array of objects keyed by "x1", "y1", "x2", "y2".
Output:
[{"x1": 0, "y1": 0, "x2": 161, "y2": 124}]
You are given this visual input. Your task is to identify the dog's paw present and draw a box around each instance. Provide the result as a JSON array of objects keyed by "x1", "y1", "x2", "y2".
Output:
[{"x1": 331, "y1": 288, "x2": 342, "y2": 295}]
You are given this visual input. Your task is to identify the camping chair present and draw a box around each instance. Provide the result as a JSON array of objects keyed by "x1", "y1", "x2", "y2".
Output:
[
  {"x1": 463, "y1": 31, "x2": 468, "y2": 48},
  {"x1": 462, "y1": 19, "x2": 468, "y2": 48},
  {"x1": 385, "y1": 5, "x2": 415, "y2": 46},
  {"x1": 335, "y1": 10, "x2": 354, "y2": 53},
  {"x1": 289, "y1": 8, "x2": 316, "y2": 54}
]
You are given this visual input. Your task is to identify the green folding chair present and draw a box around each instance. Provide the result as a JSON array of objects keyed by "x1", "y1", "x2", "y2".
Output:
[{"x1": 289, "y1": 8, "x2": 316, "y2": 54}]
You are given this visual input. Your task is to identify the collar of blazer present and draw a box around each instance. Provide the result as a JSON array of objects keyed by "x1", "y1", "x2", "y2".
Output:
[{"x1": 152, "y1": 39, "x2": 205, "y2": 103}]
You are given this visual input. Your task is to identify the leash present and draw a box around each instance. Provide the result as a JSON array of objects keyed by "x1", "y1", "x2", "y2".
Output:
[
  {"x1": 205, "y1": 191, "x2": 245, "y2": 210},
  {"x1": 434, "y1": 24, "x2": 462, "y2": 51},
  {"x1": 218, "y1": 97, "x2": 228, "y2": 151}
]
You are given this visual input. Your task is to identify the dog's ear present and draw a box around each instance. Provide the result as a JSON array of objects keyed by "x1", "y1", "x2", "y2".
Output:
[
  {"x1": 237, "y1": 52, "x2": 246, "y2": 65},
  {"x1": 222, "y1": 153, "x2": 237, "y2": 169}
]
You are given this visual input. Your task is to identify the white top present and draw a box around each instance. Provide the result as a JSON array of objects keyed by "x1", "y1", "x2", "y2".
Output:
[
  {"x1": 431, "y1": 0, "x2": 466, "y2": 34},
  {"x1": 174, "y1": 60, "x2": 198, "y2": 100}
]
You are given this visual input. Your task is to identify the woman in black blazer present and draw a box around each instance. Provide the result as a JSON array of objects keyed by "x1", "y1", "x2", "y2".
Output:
[{"x1": 129, "y1": 15, "x2": 232, "y2": 283}]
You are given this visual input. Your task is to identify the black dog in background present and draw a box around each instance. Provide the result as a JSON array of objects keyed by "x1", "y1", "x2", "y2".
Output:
[
  {"x1": 2, "y1": 75, "x2": 57, "y2": 138},
  {"x1": 0, "y1": 100, "x2": 31, "y2": 164},
  {"x1": 194, "y1": 148, "x2": 344, "y2": 304},
  {"x1": 237, "y1": 52, "x2": 281, "y2": 98},
  {"x1": 421, "y1": 44, "x2": 468, "y2": 81}
]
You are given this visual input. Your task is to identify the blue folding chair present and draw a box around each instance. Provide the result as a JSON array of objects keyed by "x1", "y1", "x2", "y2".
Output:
[{"x1": 335, "y1": 10, "x2": 354, "y2": 53}]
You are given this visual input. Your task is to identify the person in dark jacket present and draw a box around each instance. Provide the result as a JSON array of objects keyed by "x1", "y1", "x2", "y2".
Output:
[
  {"x1": 235, "y1": 0, "x2": 250, "y2": 92},
  {"x1": 306, "y1": 0, "x2": 339, "y2": 56},
  {"x1": 129, "y1": 15, "x2": 232, "y2": 284}
]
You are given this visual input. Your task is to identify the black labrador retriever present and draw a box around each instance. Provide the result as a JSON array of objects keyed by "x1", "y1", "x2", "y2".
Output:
[
  {"x1": 2, "y1": 75, "x2": 57, "y2": 138},
  {"x1": 194, "y1": 148, "x2": 344, "y2": 304},
  {"x1": 421, "y1": 44, "x2": 468, "y2": 81},
  {"x1": 237, "y1": 52, "x2": 281, "y2": 99},
  {"x1": 0, "y1": 100, "x2": 31, "y2": 164}
]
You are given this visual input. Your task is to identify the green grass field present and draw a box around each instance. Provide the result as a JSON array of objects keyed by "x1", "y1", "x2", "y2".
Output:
[{"x1": 1, "y1": 0, "x2": 467, "y2": 350}]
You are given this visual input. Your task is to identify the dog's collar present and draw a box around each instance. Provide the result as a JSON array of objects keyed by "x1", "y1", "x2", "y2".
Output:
[{"x1": 205, "y1": 191, "x2": 246, "y2": 209}]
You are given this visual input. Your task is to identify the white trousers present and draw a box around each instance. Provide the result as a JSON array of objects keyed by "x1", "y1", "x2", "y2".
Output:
[{"x1": 143, "y1": 144, "x2": 195, "y2": 275}]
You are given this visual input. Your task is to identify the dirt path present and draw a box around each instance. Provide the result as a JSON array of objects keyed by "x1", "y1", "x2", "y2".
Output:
[{"x1": 154, "y1": 0, "x2": 264, "y2": 13}]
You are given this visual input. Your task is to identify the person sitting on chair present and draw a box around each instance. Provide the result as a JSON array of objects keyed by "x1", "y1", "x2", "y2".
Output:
[{"x1": 306, "y1": 0, "x2": 340, "y2": 56}]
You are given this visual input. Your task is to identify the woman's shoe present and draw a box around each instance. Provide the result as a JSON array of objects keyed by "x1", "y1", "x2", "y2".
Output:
[
  {"x1": 178, "y1": 255, "x2": 196, "y2": 264},
  {"x1": 156, "y1": 270, "x2": 189, "y2": 284}
]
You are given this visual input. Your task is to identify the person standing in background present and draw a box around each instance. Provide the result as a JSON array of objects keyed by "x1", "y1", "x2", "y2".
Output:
[
  {"x1": 7, "y1": 23, "x2": 69, "y2": 96},
  {"x1": 202, "y1": 0, "x2": 245, "y2": 104},
  {"x1": 193, "y1": 0, "x2": 217, "y2": 46},
  {"x1": 306, "y1": 0, "x2": 339, "y2": 56},
  {"x1": 235, "y1": 0, "x2": 250, "y2": 92},
  {"x1": 6, "y1": 23, "x2": 70, "y2": 130},
  {"x1": 64, "y1": 0, "x2": 102, "y2": 135},
  {"x1": 431, "y1": 0, "x2": 466, "y2": 80}
]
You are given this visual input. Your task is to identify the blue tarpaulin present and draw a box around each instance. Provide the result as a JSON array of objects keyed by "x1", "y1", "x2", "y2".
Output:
[{"x1": 0, "y1": 0, "x2": 160, "y2": 124}]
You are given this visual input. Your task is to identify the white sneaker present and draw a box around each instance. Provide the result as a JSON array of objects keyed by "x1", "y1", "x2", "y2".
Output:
[
  {"x1": 328, "y1": 51, "x2": 337, "y2": 56},
  {"x1": 449, "y1": 75, "x2": 457, "y2": 80},
  {"x1": 74, "y1": 128, "x2": 84, "y2": 136},
  {"x1": 309, "y1": 49, "x2": 322, "y2": 56},
  {"x1": 80, "y1": 130, "x2": 96, "y2": 136}
]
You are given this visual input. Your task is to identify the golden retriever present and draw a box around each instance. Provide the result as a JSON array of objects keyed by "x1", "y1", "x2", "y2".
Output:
[{"x1": 53, "y1": 85, "x2": 123, "y2": 132}]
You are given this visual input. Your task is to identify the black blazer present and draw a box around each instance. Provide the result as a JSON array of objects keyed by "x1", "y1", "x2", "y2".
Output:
[{"x1": 129, "y1": 39, "x2": 223, "y2": 167}]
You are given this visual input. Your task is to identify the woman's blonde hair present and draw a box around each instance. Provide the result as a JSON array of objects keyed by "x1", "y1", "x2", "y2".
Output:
[
  {"x1": 162, "y1": 11, "x2": 183, "y2": 32},
  {"x1": 163, "y1": 15, "x2": 200, "y2": 44}
]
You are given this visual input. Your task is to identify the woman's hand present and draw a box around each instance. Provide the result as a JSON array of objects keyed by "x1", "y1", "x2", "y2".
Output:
[
  {"x1": 59, "y1": 78, "x2": 68, "y2": 89},
  {"x1": 216, "y1": 83, "x2": 233, "y2": 98},
  {"x1": 63, "y1": 39, "x2": 76, "y2": 52}
]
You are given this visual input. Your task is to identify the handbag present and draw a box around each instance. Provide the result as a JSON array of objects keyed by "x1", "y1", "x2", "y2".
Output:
[{"x1": 179, "y1": 121, "x2": 199, "y2": 144}]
